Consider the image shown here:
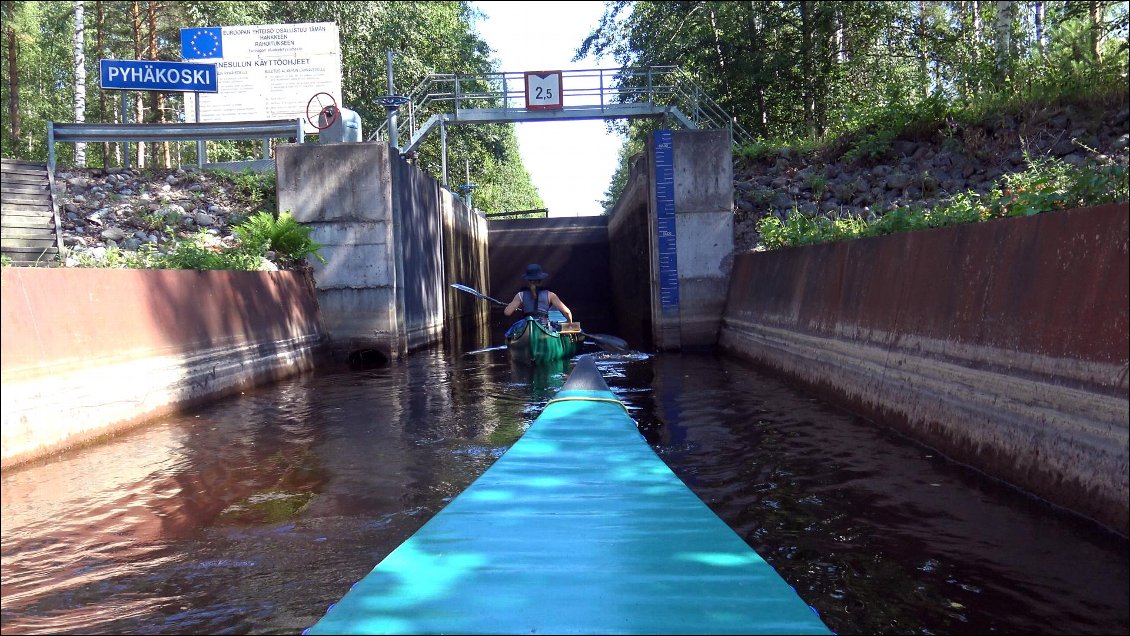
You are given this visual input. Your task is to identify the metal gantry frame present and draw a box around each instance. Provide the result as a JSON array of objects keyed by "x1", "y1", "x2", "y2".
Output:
[{"x1": 372, "y1": 66, "x2": 753, "y2": 188}]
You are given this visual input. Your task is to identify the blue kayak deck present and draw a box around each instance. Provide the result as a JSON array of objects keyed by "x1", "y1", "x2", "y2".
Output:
[{"x1": 306, "y1": 356, "x2": 832, "y2": 635}]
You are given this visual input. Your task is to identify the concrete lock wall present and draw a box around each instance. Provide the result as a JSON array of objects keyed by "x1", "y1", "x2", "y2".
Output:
[
  {"x1": 1, "y1": 268, "x2": 325, "y2": 469},
  {"x1": 608, "y1": 152, "x2": 654, "y2": 348},
  {"x1": 392, "y1": 150, "x2": 446, "y2": 352},
  {"x1": 608, "y1": 129, "x2": 734, "y2": 350},
  {"x1": 658, "y1": 129, "x2": 734, "y2": 349},
  {"x1": 277, "y1": 142, "x2": 488, "y2": 360},
  {"x1": 277, "y1": 143, "x2": 402, "y2": 359},
  {"x1": 718, "y1": 203, "x2": 1130, "y2": 536}
]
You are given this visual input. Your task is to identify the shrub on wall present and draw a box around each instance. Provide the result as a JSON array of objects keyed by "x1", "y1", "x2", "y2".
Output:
[
  {"x1": 57, "y1": 212, "x2": 326, "y2": 271},
  {"x1": 757, "y1": 157, "x2": 1128, "y2": 250}
]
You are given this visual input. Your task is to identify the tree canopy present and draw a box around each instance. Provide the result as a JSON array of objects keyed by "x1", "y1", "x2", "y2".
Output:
[
  {"x1": 579, "y1": 1, "x2": 1129, "y2": 211},
  {"x1": 3, "y1": 2, "x2": 1127, "y2": 216},
  {"x1": 0, "y1": 0, "x2": 543, "y2": 215}
]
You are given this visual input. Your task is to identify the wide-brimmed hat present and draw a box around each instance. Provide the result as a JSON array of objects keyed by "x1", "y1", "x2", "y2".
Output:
[{"x1": 523, "y1": 263, "x2": 549, "y2": 281}]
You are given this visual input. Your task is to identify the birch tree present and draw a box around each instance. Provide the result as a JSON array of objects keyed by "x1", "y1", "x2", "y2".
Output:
[
  {"x1": 3, "y1": 0, "x2": 21, "y2": 151},
  {"x1": 994, "y1": 0, "x2": 1014, "y2": 84},
  {"x1": 1034, "y1": 1, "x2": 1045, "y2": 57},
  {"x1": 73, "y1": 0, "x2": 86, "y2": 166}
]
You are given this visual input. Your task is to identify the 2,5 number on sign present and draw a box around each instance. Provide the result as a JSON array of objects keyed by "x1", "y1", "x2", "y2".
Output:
[{"x1": 524, "y1": 71, "x2": 563, "y2": 110}]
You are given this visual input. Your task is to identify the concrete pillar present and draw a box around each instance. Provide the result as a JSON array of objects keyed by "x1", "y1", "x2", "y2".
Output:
[
  {"x1": 276, "y1": 142, "x2": 404, "y2": 360},
  {"x1": 648, "y1": 129, "x2": 734, "y2": 350}
]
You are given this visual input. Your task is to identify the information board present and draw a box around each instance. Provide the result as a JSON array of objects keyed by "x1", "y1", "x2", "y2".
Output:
[
  {"x1": 654, "y1": 130, "x2": 679, "y2": 311},
  {"x1": 181, "y1": 22, "x2": 342, "y2": 134}
]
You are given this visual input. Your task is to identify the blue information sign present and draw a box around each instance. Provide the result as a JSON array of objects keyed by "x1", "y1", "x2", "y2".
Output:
[
  {"x1": 99, "y1": 59, "x2": 219, "y2": 93},
  {"x1": 654, "y1": 130, "x2": 679, "y2": 311}
]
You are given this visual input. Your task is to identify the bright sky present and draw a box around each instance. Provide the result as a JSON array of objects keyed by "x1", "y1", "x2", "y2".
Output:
[{"x1": 472, "y1": 1, "x2": 621, "y2": 217}]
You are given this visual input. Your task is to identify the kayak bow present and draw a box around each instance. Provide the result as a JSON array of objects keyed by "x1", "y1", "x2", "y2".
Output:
[{"x1": 306, "y1": 355, "x2": 831, "y2": 635}]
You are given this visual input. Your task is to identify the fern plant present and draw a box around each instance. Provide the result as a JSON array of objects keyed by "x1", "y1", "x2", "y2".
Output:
[{"x1": 233, "y1": 211, "x2": 326, "y2": 265}]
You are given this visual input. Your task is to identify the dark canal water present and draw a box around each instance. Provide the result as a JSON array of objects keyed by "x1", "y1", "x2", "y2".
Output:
[{"x1": 2, "y1": 341, "x2": 1127, "y2": 635}]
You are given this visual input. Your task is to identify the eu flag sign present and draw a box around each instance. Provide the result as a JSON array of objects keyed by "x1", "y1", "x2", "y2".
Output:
[
  {"x1": 181, "y1": 27, "x2": 223, "y2": 60},
  {"x1": 99, "y1": 59, "x2": 219, "y2": 92}
]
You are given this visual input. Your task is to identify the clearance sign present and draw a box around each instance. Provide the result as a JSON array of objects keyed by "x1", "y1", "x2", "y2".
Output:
[{"x1": 180, "y1": 23, "x2": 342, "y2": 134}]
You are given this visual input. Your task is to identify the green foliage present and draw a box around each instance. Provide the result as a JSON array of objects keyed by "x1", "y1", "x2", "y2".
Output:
[
  {"x1": 756, "y1": 157, "x2": 1129, "y2": 250},
  {"x1": 735, "y1": 136, "x2": 822, "y2": 162},
  {"x1": 462, "y1": 124, "x2": 545, "y2": 214},
  {"x1": 601, "y1": 134, "x2": 645, "y2": 213},
  {"x1": 215, "y1": 169, "x2": 278, "y2": 214},
  {"x1": 160, "y1": 233, "x2": 264, "y2": 270},
  {"x1": 233, "y1": 211, "x2": 326, "y2": 265},
  {"x1": 580, "y1": 1, "x2": 1129, "y2": 173},
  {"x1": 65, "y1": 232, "x2": 266, "y2": 271},
  {"x1": 987, "y1": 155, "x2": 1130, "y2": 216},
  {"x1": 806, "y1": 172, "x2": 829, "y2": 200},
  {"x1": 139, "y1": 210, "x2": 170, "y2": 232},
  {"x1": 840, "y1": 94, "x2": 949, "y2": 164}
]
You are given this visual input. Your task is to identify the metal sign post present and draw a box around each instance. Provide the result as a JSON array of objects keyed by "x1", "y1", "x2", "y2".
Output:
[
  {"x1": 195, "y1": 93, "x2": 206, "y2": 166},
  {"x1": 458, "y1": 158, "x2": 476, "y2": 209},
  {"x1": 120, "y1": 90, "x2": 130, "y2": 169},
  {"x1": 386, "y1": 50, "x2": 398, "y2": 148},
  {"x1": 375, "y1": 49, "x2": 410, "y2": 154}
]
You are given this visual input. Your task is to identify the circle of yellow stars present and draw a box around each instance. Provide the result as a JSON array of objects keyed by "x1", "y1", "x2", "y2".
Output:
[{"x1": 190, "y1": 30, "x2": 220, "y2": 58}]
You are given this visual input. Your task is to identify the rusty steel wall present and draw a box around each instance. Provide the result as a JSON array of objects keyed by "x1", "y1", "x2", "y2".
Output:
[
  {"x1": 443, "y1": 187, "x2": 490, "y2": 329},
  {"x1": 1, "y1": 268, "x2": 326, "y2": 468},
  {"x1": 719, "y1": 203, "x2": 1129, "y2": 536}
]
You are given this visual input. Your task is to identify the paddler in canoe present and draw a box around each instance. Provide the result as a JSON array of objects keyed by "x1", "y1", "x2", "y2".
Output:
[{"x1": 503, "y1": 263, "x2": 583, "y2": 364}]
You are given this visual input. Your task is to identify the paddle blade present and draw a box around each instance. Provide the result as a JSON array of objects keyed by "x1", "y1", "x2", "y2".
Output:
[{"x1": 584, "y1": 332, "x2": 629, "y2": 353}]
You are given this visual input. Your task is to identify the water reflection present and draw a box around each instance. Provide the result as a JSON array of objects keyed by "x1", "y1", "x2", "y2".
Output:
[
  {"x1": 604, "y1": 352, "x2": 1129, "y2": 635},
  {"x1": 1, "y1": 348, "x2": 1126, "y2": 635}
]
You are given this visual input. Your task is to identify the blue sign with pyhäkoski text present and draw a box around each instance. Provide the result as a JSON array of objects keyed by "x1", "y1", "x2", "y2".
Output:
[{"x1": 99, "y1": 59, "x2": 219, "y2": 93}]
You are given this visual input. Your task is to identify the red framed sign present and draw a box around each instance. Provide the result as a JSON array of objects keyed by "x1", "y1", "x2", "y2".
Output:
[{"x1": 524, "y1": 71, "x2": 564, "y2": 110}]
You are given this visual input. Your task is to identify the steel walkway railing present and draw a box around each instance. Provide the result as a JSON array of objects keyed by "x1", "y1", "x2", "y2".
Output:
[
  {"x1": 47, "y1": 119, "x2": 305, "y2": 171},
  {"x1": 374, "y1": 66, "x2": 753, "y2": 154}
]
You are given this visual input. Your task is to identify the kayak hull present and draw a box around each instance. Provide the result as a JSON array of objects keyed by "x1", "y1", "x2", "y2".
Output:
[{"x1": 306, "y1": 355, "x2": 832, "y2": 635}]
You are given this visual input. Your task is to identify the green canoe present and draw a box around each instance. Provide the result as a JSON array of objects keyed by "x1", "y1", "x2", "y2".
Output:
[
  {"x1": 505, "y1": 316, "x2": 583, "y2": 365},
  {"x1": 305, "y1": 355, "x2": 832, "y2": 635}
]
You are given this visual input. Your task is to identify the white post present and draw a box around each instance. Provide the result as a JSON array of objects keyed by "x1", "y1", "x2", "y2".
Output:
[
  {"x1": 386, "y1": 49, "x2": 399, "y2": 149},
  {"x1": 440, "y1": 119, "x2": 448, "y2": 187},
  {"x1": 195, "y1": 93, "x2": 205, "y2": 167}
]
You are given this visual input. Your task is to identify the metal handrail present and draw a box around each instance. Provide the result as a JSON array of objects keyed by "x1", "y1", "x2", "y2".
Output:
[
  {"x1": 47, "y1": 119, "x2": 305, "y2": 170},
  {"x1": 372, "y1": 66, "x2": 753, "y2": 150}
]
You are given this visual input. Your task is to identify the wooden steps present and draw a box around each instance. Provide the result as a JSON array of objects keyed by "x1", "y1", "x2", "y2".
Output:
[{"x1": 1, "y1": 158, "x2": 61, "y2": 266}]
